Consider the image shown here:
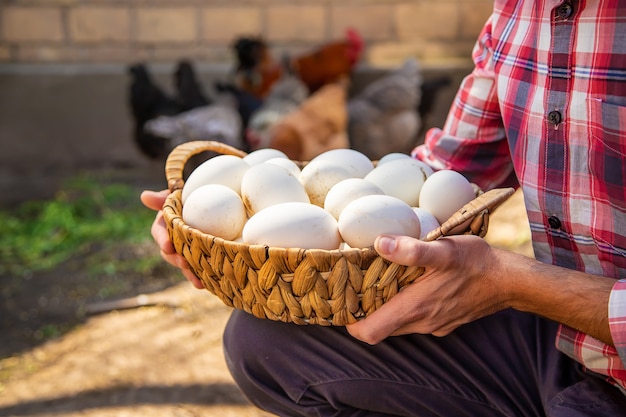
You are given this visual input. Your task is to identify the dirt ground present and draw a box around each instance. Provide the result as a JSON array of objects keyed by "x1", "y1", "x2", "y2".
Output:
[{"x1": 0, "y1": 183, "x2": 532, "y2": 417}]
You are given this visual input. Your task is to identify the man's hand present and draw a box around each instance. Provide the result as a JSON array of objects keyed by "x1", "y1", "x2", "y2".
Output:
[
  {"x1": 140, "y1": 189, "x2": 204, "y2": 289},
  {"x1": 346, "y1": 234, "x2": 510, "y2": 344},
  {"x1": 346, "y1": 233, "x2": 616, "y2": 347}
]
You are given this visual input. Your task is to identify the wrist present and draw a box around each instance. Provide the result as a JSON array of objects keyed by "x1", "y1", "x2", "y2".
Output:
[
  {"x1": 489, "y1": 247, "x2": 535, "y2": 311},
  {"x1": 493, "y1": 249, "x2": 615, "y2": 345}
]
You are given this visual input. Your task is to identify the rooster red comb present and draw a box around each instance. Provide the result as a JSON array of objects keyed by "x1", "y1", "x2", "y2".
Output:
[{"x1": 345, "y1": 28, "x2": 364, "y2": 66}]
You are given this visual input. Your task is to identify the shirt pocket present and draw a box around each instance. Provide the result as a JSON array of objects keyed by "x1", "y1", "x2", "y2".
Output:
[{"x1": 587, "y1": 98, "x2": 626, "y2": 273}]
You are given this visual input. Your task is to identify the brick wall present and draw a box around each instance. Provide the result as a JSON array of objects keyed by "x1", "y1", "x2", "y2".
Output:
[{"x1": 0, "y1": 0, "x2": 493, "y2": 67}]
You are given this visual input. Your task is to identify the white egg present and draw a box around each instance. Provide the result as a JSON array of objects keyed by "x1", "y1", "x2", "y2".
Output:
[
  {"x1": 338, "y1": 195, "x2": 421, "y2": 248},
  {"x1": 377, "y1": 152, "x2": 412, "y2": 165},
  {"x1": 364, "y1": 158, "x2": 433, "y2": 206},
  {"x1": 182, "y1": 154, "x2": 249, "y2": 203},
  {"x1": 309, "y1": 148, "x2": 374, "y2": 178},
  {"x1": 240, "y1": 162, "x2": 310, "y2": 215},
  {"x1": 324, "y1": 178, "x2": 385, "y2": 220},
  {"x1": 242, "y1": 202, "x2": 341, "y2": 250},
  {"x1": 264, "y1": 157, "x2": 301, "y2": 177},
  {"x1": 243, "y1": 148, "x2": 289, "y2": 165},
  {"x1": 412, "y1": 207, "x2": 440, "y2": 240},
  {"x1": 182, "y1": 184, "x2": 247, "y2": 240},
  {"x1": 299, "y1": 160, "x2": 353, "y2": 207},
  {"x1": 418, "y1": 170, "x2": 476, "y2": 224}
]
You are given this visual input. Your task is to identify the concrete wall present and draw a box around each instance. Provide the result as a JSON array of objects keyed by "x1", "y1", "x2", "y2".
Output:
[{"x1": 0, "y1": 1, "x2": 492, "y2": 67}]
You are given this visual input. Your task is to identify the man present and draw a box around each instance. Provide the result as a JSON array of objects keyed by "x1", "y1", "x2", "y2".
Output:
[{"x1": 142, "y1": 1, "x2": 626, "y2": 414}]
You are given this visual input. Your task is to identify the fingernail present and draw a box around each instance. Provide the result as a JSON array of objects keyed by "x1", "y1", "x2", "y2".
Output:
[{"x1": 376, "y1": 235, "x2": 396, "y2": 255}]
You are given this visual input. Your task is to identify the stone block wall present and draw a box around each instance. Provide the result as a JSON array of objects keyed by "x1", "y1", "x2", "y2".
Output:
[{"x1": 0, "y1": 0, "x2": 494, "y2": 67}]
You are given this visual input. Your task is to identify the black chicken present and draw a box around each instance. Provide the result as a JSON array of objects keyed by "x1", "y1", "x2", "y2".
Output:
[
  {"x1": 128, "y1": 60, "x2": 212, "y2": 159},
  {"x1": 128, "y1": 63, "x2": 179, "y2": 159},
  {"x1": 231, "y1": 36, "x2": 282, "y2": 99},
  {"x1": 174, "y1": 60, "x2": 211, "y2": 112}
]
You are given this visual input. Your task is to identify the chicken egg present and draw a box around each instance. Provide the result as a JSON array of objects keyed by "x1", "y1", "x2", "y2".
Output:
[
  {"x1": 377, "y1": 152, "x2": 412, "y2": 165},
  {"x1": 243, "y1": 148, "x2": 289, "y2": 165},
  {"x1": 264, "y1": 157, "x2": 301, "y2": 177},
  {"x1": 182, "y1": 184, "x2": 247, "y2": 240},
  {"x1": 418, "y1": 170, "x2": 475, "y2": 224},
  {"x1": 181, "y1": 154, "x2": 249, "y2": 203},
  {"x1": 338, "y1": 195, "x2": 421, "y2": 248},
  {"x1": 242, "y1": 202, "x2": 341, "y2": 250},
  {"x1": 299, "y1": 159, "x2": 353, "y2": 207},
  {"x1": 324, "y1": 178, "x2": 385, "y2": 220},
  {"x1": 412, "y1": 207, "x2": 440, "y2": 240},
  {"x1": 309, "y1": 148, "x2": 374, "y2": 178},
  {"x1": 240, "y1": 162, "x2": 310, "y2": 215},
  {"x1": 363, "y1": 158, "x2": 433, "y2": 206}
]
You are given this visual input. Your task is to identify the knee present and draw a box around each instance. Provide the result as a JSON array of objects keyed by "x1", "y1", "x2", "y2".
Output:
[
  {"x1": 222, "y1": 310, "x2": 265, "y2": 375},
  {"x1": 222, "y1": 310, "x2": 304, "y2": 414},
  {"x1": 222, "y1": 310, "x2": 295, "y2": 388}
]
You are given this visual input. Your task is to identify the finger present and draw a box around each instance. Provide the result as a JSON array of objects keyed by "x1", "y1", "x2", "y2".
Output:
[
  {"x1": 142, "y1": 190, "x2": 204, "y2": 290},
  {"x1": 182, "y1": 269, "x2": 205, "y2": 289},
  {"x1": 374, "y1": 234, "x2": 451, "y2": 267},
  {"x1": 346, "y1": 285, "x2": 424, "y2": 344},
  {"x1": 140, "y1": 189, "x2": 170, "y2": 211},
  {"x1": 160, "y1": 249, "x2": 204, "y2": 289},
  {"x1": 346, "y1": 321, "x2": 386, "y2": 345},
  {"x1": 151, "y1": 212, "x2": 176, "y2": 255},
  {"x1": 160, "y1": 249, "x2": 187, "y2": 268}
]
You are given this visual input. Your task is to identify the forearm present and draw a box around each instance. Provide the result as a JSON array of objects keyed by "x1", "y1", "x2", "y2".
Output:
[{"x1": 495, "y1": 248, "x2": 615, "y2": 346}]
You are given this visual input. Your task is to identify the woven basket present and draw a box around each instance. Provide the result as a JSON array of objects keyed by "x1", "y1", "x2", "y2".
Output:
[{"x1": 163, "y1": 141, "x2": 515, "y2": 326}]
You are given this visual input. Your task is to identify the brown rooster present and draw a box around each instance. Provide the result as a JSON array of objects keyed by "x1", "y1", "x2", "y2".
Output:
[
  {"x1": 286, "y1": 28, "x2": 364, "y2": 94},
  {"x1": 232, "y1": 29, "x2": 364, "y2": 99}
]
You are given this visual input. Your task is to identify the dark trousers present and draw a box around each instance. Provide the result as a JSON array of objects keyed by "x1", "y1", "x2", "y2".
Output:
[{"x1": 223, "y1": 308, "x2": 626, "y2": 417}]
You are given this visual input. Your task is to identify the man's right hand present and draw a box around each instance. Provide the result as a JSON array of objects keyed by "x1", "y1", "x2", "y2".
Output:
[{"x1": 140, "y1": 189, "x2": 205, "y2": 289}]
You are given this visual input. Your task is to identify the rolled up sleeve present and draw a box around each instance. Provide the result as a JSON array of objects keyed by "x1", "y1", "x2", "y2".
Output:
[
  {"x1": 412, "y1": 17, "x2": 516, "y2": 191},
  {"x1": 609, "y1": 280, "x2": 626, "y2": 371}
]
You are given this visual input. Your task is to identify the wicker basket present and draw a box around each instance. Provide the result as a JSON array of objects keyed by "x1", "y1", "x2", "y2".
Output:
[{"x1": 163, "y1": 141, "x2": 515, "y2": 326}]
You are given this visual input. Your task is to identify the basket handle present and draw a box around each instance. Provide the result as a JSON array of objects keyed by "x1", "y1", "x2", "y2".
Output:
[
  {"x1": 165, "y1": 141, "x2": 248, "y2": 192},
  {"x1": 424, "y1": 187, "x2": 516, "y2": 241}
]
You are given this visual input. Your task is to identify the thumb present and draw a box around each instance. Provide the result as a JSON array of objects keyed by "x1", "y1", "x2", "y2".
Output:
[
  {"x1": 374, "y1": 234, "x2": 447, "y2": 267},
  {"x1": 140, "y1": 189, "x2": 170, "y2": 211}
]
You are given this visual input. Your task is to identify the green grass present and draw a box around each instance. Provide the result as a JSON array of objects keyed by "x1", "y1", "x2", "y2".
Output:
[{"x1": 0, "y1": 174, "x2": 157, "y2": 278}]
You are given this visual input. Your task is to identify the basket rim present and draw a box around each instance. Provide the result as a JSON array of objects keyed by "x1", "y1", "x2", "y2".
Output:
[
  {"x1": 163, "y1": 140, "x2": 515, "y2": 251},
  {"x1": 164, "y1": 188, "x2": 380, "y2": 257}
]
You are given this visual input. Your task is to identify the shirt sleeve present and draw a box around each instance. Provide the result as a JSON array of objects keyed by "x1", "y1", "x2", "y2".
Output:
[
  {"x1": 412, "y1": 16, "x2": 516, "y2": 192},
  {"x1": 609, "y1": 280, "x2": 626, "y2": 370},
  {"x1": 555, "y1": 280, "x2": 626, "y2": 389}
]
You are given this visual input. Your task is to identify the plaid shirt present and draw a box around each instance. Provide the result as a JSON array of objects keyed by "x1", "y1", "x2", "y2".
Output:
[{"x1": 413, "y1": 0, "x2": 626, "y2": 390}]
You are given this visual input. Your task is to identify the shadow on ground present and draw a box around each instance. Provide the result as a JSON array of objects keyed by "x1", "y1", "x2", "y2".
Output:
[{"x1": 0, "y1": 383, "x2": 249, "y2": 416}]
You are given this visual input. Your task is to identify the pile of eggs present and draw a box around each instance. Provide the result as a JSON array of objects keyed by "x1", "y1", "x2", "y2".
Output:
[{"x1": 181, "y1": 148, "x2": 476, "y2": 250}]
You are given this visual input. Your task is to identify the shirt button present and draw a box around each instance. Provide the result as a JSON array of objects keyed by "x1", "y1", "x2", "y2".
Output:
[
  {"x1": 548, "y1": 215, "x2": 562, "y2": 229},
  {"x1": 548, "y1": 110, "x2": 562, "y2": 126},
  {"x1": 557, "y1": 2, "x2": 573, "y2": 19}
]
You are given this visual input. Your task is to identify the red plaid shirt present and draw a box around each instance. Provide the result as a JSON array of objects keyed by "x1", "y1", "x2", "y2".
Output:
[{"x1": 413, "y1": 0, "x2": 626, "y2": 391}]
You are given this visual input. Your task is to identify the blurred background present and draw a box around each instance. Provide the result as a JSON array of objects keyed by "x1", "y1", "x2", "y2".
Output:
[
  {"x1": 0, "y1": 1, "x2": 531, "y2": 416},
  {"x1": 0, "y1": 0, "x2": 494, "y2": 204}
]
